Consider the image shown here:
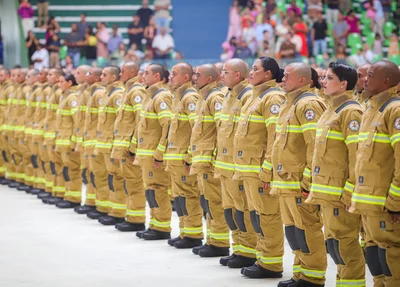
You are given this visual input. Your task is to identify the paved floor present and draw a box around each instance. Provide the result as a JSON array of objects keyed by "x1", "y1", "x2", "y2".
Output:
[{"x1": 0, "y1": 186, "x2": 373, "y2": 287}]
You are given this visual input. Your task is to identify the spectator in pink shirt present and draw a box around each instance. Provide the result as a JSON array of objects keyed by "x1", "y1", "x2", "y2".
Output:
[
  {"x1": 18, "y1": 0, "x2": 34, "y2": 37},
  {"x1": 287, "y1": 0, "x2": 302, "y2": 16},
  {"x1": 344, "y1": 10, "x2": 360, "y2": 34},
  {"x1": 96, "y1": 22, "x2": 110, "y2": 59},
  {"x1": 226, "y1": 0, "x2": 241, "y2": 41}
]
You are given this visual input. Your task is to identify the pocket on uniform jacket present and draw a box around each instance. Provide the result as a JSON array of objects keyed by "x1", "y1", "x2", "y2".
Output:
[{"x1": 235, "y1": 148, "x2": 263, "y2": 165}]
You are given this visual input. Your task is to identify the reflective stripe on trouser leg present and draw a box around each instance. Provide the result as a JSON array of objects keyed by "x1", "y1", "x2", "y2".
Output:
[
  {"x1": 221, "y1": 175, "x2": 239, "y2": 253},
  {"x1": 362, "y1": 214, "x2": 400, "y2": 287},
  {"x1": 170, "y1": 173, "x2": 184, "y2": 237},
  {"x1": 39, "y1": 145, "x2": 53, "y2": 193},
  {"x1": 142, "y1": 165, "x2": 171, "y2": 232},
  {"x1": 105, "y1": 154, "x2": 126, "y2": 218},
  {"x1": 49, "y1": 148, "x2": 66, "y2": 198},
  {"x1": 280, "y1": 196, "x2": 327, "y2": 285},
  {"x1": 89, "y1": 154, "x2": 109, "y2": 213},
  {"x1": 34, "y1": 155, "x2": 46, "y2": 189},
  {"x1": 322, "y1": 206, "x2": 365, "y2": 286},
  {"x1": 197, "y1": 175, "x2": 211, "y2": 244},
  {"x1": 120, "y1": 160, "x2": 145, "y2": 224},
  {"x1": 23, "y1": 154, "x2": 34, "y2": 186},
  {"x1": 199, "y1": 172, "x2": 229, "y2": 248},
  {"x1": 61, "y1": 151, "x2": 82, "y2": 203}
]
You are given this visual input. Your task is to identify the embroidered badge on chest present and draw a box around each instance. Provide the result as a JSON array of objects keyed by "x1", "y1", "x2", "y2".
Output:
[
  {"x1": 304, "y1": 109, "x2": 315, "y2": 121},
  {"x1": 349, "y1": 120, "x2": 360, "y2": 131},
  {"x1": 116, "y1": 99, "x2": 121, "y2": 107}
]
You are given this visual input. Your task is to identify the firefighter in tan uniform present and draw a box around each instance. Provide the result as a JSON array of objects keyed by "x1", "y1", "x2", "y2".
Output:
[
  {"x1": 40, "y1": 69, "x2": 64, "y2": 203},
  {"x1": 29, "y1": 68, "x2": 49, "y2": 195},
  {"x1": 237, "y1": 57, "x2": 285, "y2": 278},
  {"x1": 111, "y1": 62, "x2": 146, "y2": 232},
  {"x1": 350, "y1": 61, "x2": 400, "y2": 287},
  {"x1": 189, "y1": 64, "x2": 229, "y2": 257},
  {"x1": 134, "y1": 64, "x2": 172, "y2": 240},
  {"x1": 93, "y1": 67, "x2": 126, "y2": 226},
  {"x1": 215, "y1": 58, "x2": 257, "y2": 268},
  {"x1": 0, "y1": 68, "x2": 13, "y2": 185},
  {"x1": 54, "y1": 73, "x2": 81, "y2": 209},
  {"x1": 214, "y1": 62, "x2": 229, "y2": 95},
  {"x1": 354, "y1": 64, "x2": 371, "y2": 108},
  {"x1": 164, "y1": 63, "x2": 203, "y2": 249},
  {"x1": 306, "y1": 62, "x2": 365, "y2": 287},
  {"x1": 271, "y1": 63, "x2": 327, "y2": 287}
]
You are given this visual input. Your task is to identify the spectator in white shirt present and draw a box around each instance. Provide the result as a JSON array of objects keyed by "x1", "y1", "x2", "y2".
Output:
[
  {"x1": 31, "y1": 43, "x2": 49, "y2": 70},
  {"x1": 154, "y1": 0, "x2": 170, "y2": 33},
  {"x1": 152, "y1": 27, "x2": 174, "y2": 59}
]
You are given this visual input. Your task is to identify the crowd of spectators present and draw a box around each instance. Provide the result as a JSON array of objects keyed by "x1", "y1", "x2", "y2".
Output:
[
  {"x1": 20, "y1": 0, "x2": 179, "y2": 71},
  {"x1": 221, "y1": 0, "x2": 400, "y2": 67}
]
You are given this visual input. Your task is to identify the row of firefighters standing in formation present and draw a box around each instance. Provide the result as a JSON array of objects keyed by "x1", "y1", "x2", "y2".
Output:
[{"x1": 0, "y1": 57, "x2": 399, "y2": 287}]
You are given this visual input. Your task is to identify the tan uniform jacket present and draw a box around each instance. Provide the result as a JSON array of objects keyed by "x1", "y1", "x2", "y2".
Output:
[
  {"x1": 351, "y1": 87, "x2": 400, "y2": 214},
  {"x1": 165, "y1": 82, "x2": 198, "y2": 172},
  {"x1": 43, "y1": 85, "x2": 62, "y2": 146},
  {"x1": 136, "y1": 82, "x2": 172, "y2": 166},
  {"x1": 306, "y1": 91, "x2": 363, "y2": 207},
  {"x1": 13, "y1": 83, "x2": 30, "y2": 140},
  {"x1": 271, "y1": 85, "x2": 326, "y2": 195},
  {"x1": 189, "y1": 81, "x2": 223, "y2": 175},
  {"x1": 73, "y1": 83, "x2": 89, "y2": 153},
  {"x1": 24, "y1": 82, "x2": 42, "y2": 143},
  {"x1": 0, "y1": 80, "x2": 14, "y2": 137}
]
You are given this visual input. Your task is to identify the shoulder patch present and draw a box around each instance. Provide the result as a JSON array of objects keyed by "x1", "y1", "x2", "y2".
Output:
[
  {"x1": 71, "y1": 100, "x2": 78, "y2": 108},
  {"x1": 270, "y1": 104, "x2": 280, "y2": 115},
  {"x1": 160, "y1": 102, "x2": 167, "y2": 110},
  {"x1": 304, "y1": 109, "x2": 315, "y2": 121},
  {"x1": 37, "y1": 96, "x2": 41, "y2": 101},
  {"x1": 59, "y1": 96, "x2": 63, "y2": 103},
  {"x1": 116, "y1": 99, "x2": 121, "y2": 107},
  {"x1": 98, "y1": 98, "x2": 102, "y2": 105},
  {"x1": 214, "y1": 102, "x2": 222, "y2": 111},
  {"x1": 188, "y1": 103, "x2": 196, "y2": 111},
  {"x1": 134, "y1": 95, "x2": 142, "y2": 103},
  {"x1": 395, "y1": 117, "x2": 400, "y2": 130},
  {"x1": 349, "y1": 120, "x2": 360, "y2": 131}
]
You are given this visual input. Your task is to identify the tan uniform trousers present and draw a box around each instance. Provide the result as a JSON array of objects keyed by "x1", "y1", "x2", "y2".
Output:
[
  {"x1": 280, "y1": 195, "x2": 327, "y2": 285},
  {"x1": 104, "y1": 154, "x2": 126, "y2": 218},
  {"x1": 322, "y1": 206, "x2": 365, "y2": 287},
  {"x1": 142, "y1": 164, "x2": 171, "y2": 232},
  {"x1": 10, "y1": 139, "x2": 27, "y2": 184},
  {"x1": 60, "y1": 151, "x2": 82, "y2": 203},
  {"x1": 120, "y1": 159, "x2": 145, "y2": 224},
  {"x1": 89, "y1": 154, "x2": 110, "y2": 213},
  {"x1": 40, "y1": 144, "x2": 54, "y2": 193},
  {"x1": 0, "y1": 135, "x2": 7, "y2": 177},
  {"x1": 362, "y1": 213, "x2": 400, "y2": 287},
  {"x1": 81, "y1": 154, "x2": 96, "y2": 206},
  {"x1": 170, "y1": 171, "x2": 203, "y2": 239},
  {"x1": 47, "y1": 146, "x2": 66, "y2": 197},
  {"x1": 3, "y1": 134, "x2": 16, "y2": 181},
  {"x1": 221, "y1": 175, "x2": 257, "y2": 258},
  {"x1": 196, "y1": 172, "x2": 229, "y2": 248}
]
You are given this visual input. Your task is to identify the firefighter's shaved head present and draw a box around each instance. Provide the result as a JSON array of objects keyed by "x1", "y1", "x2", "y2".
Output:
[
  {"x1": 201, "y1": 64, "x2": 219, "y2": 81},
  {"x1": 288, "y1": 62, "x2": 312, "y2": 82}
]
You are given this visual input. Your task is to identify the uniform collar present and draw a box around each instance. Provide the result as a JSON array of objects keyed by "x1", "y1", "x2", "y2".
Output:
[
  {"x1": 286, "y1": 84, "x2": 311, "y2": 104},
  {"x1": 146, "y1": 81, "x2": 165, "y2": 97},
  {"x1": 52, "y1": 84, "x2": 60, "y2": 93},
  {"x1": 253, "y1": 80, "x2": 276, "y2": 96},
  {"x1": 2, "y1": 79, "x2": 11, "y2": 87},
  {"x1": 89, "y1": 82, "x2": 101, "y2": 93},
  {"x1": 199, "y1": 81, "x2": 218, "y2": 100},
  {"x1": 368, "y1": 86, "x2": 398, "y2": 109},
  {"x1": 174, "y1": 82, "x2": 193, "y2": 100},
  {"x1": 106, "y1": 81, "x2": 123, "y2": 95},
  {"x1": 78, "y1": 83, "x2": 88, "y2": 94},
  {"x1": 64, "y1": 86, "x2": 78, "y2": 96},
  {"x1": 328, "y1": 91, "x2": 354, "y2": 109},
  {"x1": 229, "y1": 79, "x2": 249, "y2": 98},
  {"x1": 125, "y1": 77, "x2": 138, "y2": 89}
]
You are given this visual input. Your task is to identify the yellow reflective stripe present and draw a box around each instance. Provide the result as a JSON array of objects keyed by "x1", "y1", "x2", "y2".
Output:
[
  {"x1": 182, "y1": 227, "x2": 203, "y2": 235},
  {"x1": 112, "y1": 140, "x2": 130, "y2": 148},
  {"x1": 311, "y1": 183, "x2": 343, "y2": 196},
  {"x1": 237, "y1": 244, "x2": 257, "y2": 255},
  {"x1": 12, "y1": 99, "x2": 26, "y2": 105},
  {"x1": 0, "y1": 99, "x2": 6, "y2": 105},
  {"x1": 316, "y1": 129, "x2": 344, "y2": 140},
  {"x1": 262, "y1": 160, "x2": 273, "y2": 171},
  {"x1": 345, "y1": 135, "x2": 359, "y2": 145},
  {"x1": 390, "y1": 133, "x2": 400, "y2": 146},
  {"x1": 13, "y1": 125, "x2": 26, "y2": 132},
  {"x1": 53, "y1": 186, "x2": 66, "y2": 192},
  {"x1": 293, "y1": 265, "x2": 301, "y2": 273},
  {"x1": 89, "y1": 107, "x2": 99, "y2": 113},
  {"x1": 301, "y1": 123, "x2": 317, "y2": 132},
  {"x1": 24, "y1": 128, "x2": 33, "y2": 135},
  {"x1": 344, "y1": 181, "x2": 355, "y2": 193},
  {"x1": 214, "y1": 160, "x2": 236, "y2": 171},
  {"x1": 276, "y1": 124, "x2": 302, "y2": 133},
  {"x1": 188, "y1": 113, "x2": 196, "y2": 120},
  {"x1": 157, "y1": 111, "x2": 173, "y2": 119},
  {"x1": 57, "y1": 109, "x2": 74, "y2": 116},
  {"x1": 265, "y1": 116, "x2": 278, "y2": 126},
  {"x1": 389, "y1": 183, "x2": 400, "y2": 197},
  {"x1": 45, "y1": 181, "x2": 53, "y2": 188},
  {"x1": 201, "y1": 115, "x2": 215, "y2": 123},
  {"x1": 126, "y1": 209, "x2": 146, "y2": 216},
  {"x1": 272, "y1": 181, "x2": 301, "y2": 190},
  {"x1": 232, "y1": 244, "x2": 240, "y2": 252},
  {"x1": 150, "y1": 219, "x2": 171, "y2": 228},
  {"x1": 109, "y1": 202, "x2": 127, "y2": 210},
  {"x1": 192, "y1": 155, "x2": 212, "y2": 163},
  {"x1": 243, "y1": 114, "x2": 264, "y2": 123},
  {"x1": 301, "y1": 268, "x2": 326, "y2": 279},
  {"x1": 64, "y1": 191, "x2": 81, "y2": 198},
  {"x1": 157, "y1": 143, "x2": 166, "y2": 152},
  {"x1": 164, "y1": 154, "x2": 186, "y2": 160},
  {"x1": 131, "y1": 137, "x2": 137, "y2": 144},
  {"x1": 177, "y1": 113, "x2": 189, "y2": 121},
  {"x1": 358, "y1": 132, "x2": 391, "y2": 144},
  {"x1": 32, "y1": 129, "x2": 44, "y2": 136},
  {"x1": 80, "y1": 105, "x2": 87, "y2": 112},
  {"x1": 303, "y1": 167, "x2": 311, "y2": 179},
  {"x1": 95, "y1": 142, "x2": 113, "y2": 148},
  {"x1": 55, "y1": 139, "x2": 71, "y2": 146},
  {"x1": 44, "y1": 132, "x2": 56, "y2": 138},
  {"x1": 235, "y1": 163, "x2": 261, "y2": 173},
  {"x1": 122, "y1": 104, "x2": 135, "y2": 112},
  {"x1": 24, "y1": 175, "x2": 35, "y2": 182},
  {"x1": 86, "y1": 194, "x2": 96, "y2": 200},
  {"x1": 83, "y1": 140, "x2": 97, "y2": 147},
  {"x1": 340, "y1": 279, "x2": 366, "y2": 286},
  {"x1": 351, "y1": 193, "x2": 386, "y2": 206},
  {"x1": 136, "y1": 149, "x2": 155, "y2": 156},
  {"x1": 96, "y1": 200, "x2": 110, "y2": 207},
  {"x1": 258, "y1": 256, "x2": 283, "y2": 264},
  {"x1": 209, "y1": 232, "x2": 230, "y2": 240},
  {"x1": 76, "y1": 137, "x2": 83, "y2": 143}
]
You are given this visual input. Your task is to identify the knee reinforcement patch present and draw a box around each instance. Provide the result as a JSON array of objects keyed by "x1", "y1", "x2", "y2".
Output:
[
  {"x1": 50, "y1": 161, "x2": 57, "y2": 175},
  {"x1": 107, "y1": 174, "x2": 114, "y2": 191},
  {"x1": 250, "y1": 210, "x2": 261, "y2": 234},
  {"x1": 205, "y1": 200, "x2": 213, "y2": 220},
  {"x1": 41, "y1": 161, "x2": 46, "y2": 174},
  {"x1": 123, "y1": 180, "x2": 128, "y2": 195},
  {"x1": 31, "y1": 155, "x2": 38, "y2": 168},
  {"x1": 145, "y1": 189, "x2": 158, "y2": 208},
  {"x1": 294, "y1": 227, "x2": 310, "y2": 253},
  {"x1": 332, "y1": 239, "x2": 345, "y2": 265},
  {"x1": 174, "y1": 196, "x2": 184, "y2": 217},
  {"x1": 81, "y1": 168, "x2": 88, "y2": 184},
  {"x1": 62, "y1": 166, "x2": 70, "y2": 182},
  {"x1": 285, "y1": 225, "x2": 300, "y2": 251},
  {"x1": 378, "y1": 247, "x2": 392, "y2": 277},
  {"x1": 366, "y1": 246, "x2": 383, "y2": 276},
  {"x1": 2, "y1": 150, "x2": 8, "y2": 162},
  {"x1": 90, "y1": 172, "x2": 96, "y2": 188},
  {"x1": 235, "y1": 210, "x2": 247, "y2": 232},
  {"x1": 224, "y1": 208, "x2": 237, "y2": 231},
  {"x1": 179, "y1": 196, "x2": 188, "y2": 216},
  {"x1": 327, "y1": 238, "x2": 339, "y2": 264},
  {"x1": 200, "y1": 195, "x2": 207, "y2": 213}
]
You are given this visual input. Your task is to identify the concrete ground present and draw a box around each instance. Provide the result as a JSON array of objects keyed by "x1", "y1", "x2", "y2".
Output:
[{"x1": 0, "y1": 186, "x2": 373, "y2": 287}]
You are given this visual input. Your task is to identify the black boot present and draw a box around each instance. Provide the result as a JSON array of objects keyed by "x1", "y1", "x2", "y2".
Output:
[
  {"x1": 38, "y1": 192, "x2": 51, "y2": 199},
  {"x1": 87, "y1": 210, "x2": 108, "y2": 220},
  {"x1": 227, "y1": 255, "x2": 256, "y2": 268},
  {"x1": 174, "y1": 238, "x2": 202, "y2": 249},
  {"x1": 278, "y1": 279, "x2": 297, "y2": 287},
  {"x1": 198, "y1": 245, "x2": 230, "y2": 257},
  {"x1": 24, "y1": 187, "x2": 34, "y2": 193},
  {"x1": 56, "y1": 200, "x2": 80, "y2": 209},
  {"x1": 168, "y1": 236, "x2": 181, "y2": 246},
  {"x1": 98, "y1": 216, "x2": 125, "y2": 226},
  {"x1": 220, "y1": 254, "x2": 236, "y2": 266},
  {"x1": 0, "y1": 178, "x2": 11, "y2": 185},
  {"x1": 242, "y1": 264, "x2": 283, "y2": 279},
  {"x1": 288, "y1": 279, "x2": 324, "y2": 287},
  {"x1": 8, "y1": 181, "x2": 21, "y2": 188},
  {"x1": 192, "y1": 244, "x2": 208, "y2": 255},
  {"x1": 45, "y1": 197, "x2": 63, "y2": 205},
  {"x1": 115, "y1": 221, "x2": 145, "y2": 232},
  {"x1": 141, "y1": 229, "x2": 170, "y2": 240},
  {"x1": 74, "y1": 205, "x2": 96, "y2": 214},
  {"x1": 29, "y1": 188, "x2": 43, "y2": 195},
  {"x1": 136, "y1": 229, "x2": 151, "y2": 238},
  {"x1": 17, "y1": 184, "x2": 31, "y2": 191}
]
